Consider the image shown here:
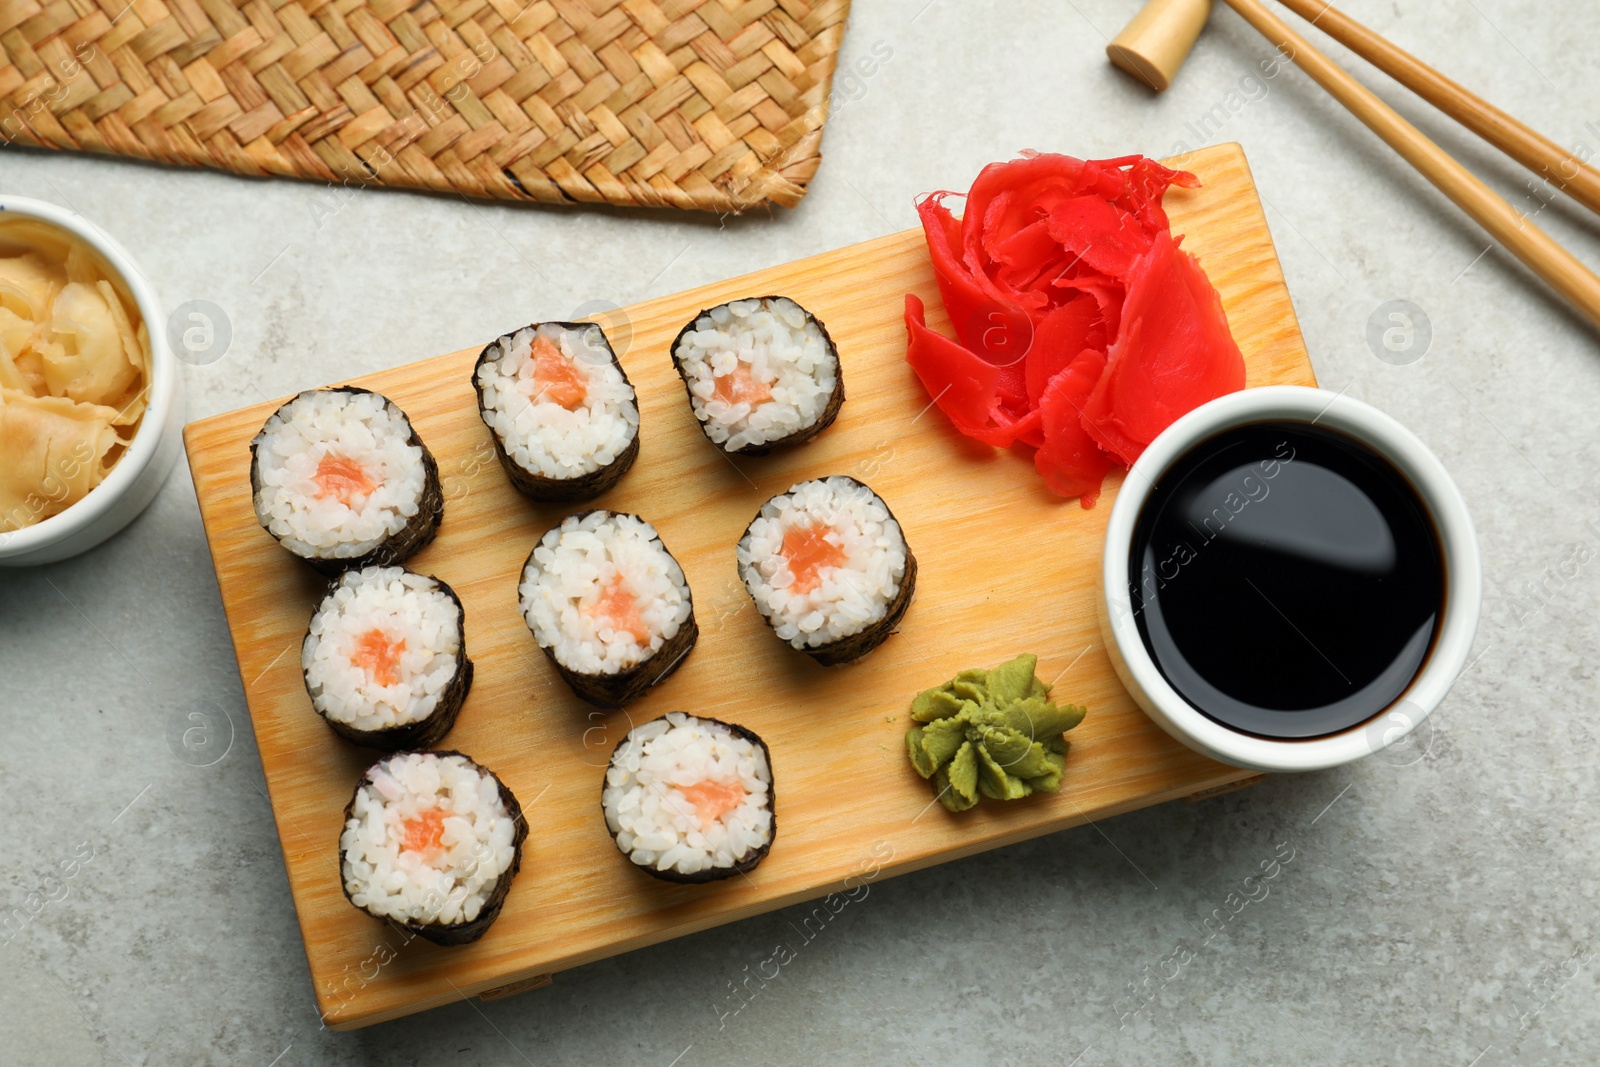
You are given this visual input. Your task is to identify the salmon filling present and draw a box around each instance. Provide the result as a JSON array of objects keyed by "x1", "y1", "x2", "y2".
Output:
[
  {"x1": 780, "y1": 523, "x2": 846, "y2": 594},
  {"x1": 712, "y1": 362, "x2": 773, "y2": 407},
  {"x1": 352, "y1": 628, "x2": 406, "y2": 687},
  {"x1": 528, "y1": 334, "x2": 588, "y2": 410},
  {"x1": 590, "y1": 575, "x2": 651, "y2": 645},
  {"x1": 401, "y1": 806, "x2": 449, "y2": 854},
  {"x1": 675, "y1": 779, "x2": 747, "y2": 828},
  {"x1": 313, "y1": 454, "x2": 378, "y2": 504}
]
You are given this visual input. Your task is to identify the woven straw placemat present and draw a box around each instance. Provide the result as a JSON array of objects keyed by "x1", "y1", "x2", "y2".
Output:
[{"x1": 0, "y1": 0, "x2": 850, "y2": 212}]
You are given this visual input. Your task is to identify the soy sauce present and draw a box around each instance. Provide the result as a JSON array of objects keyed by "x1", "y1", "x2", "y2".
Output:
[{"x1": 1129, "y1": 422, "x2": 1443, "y2": 739}]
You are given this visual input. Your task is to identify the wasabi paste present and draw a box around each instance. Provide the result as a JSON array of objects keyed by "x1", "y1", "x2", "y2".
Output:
[{"x1": 905, "y1": 654, "x2": 1086, "y2": 812}]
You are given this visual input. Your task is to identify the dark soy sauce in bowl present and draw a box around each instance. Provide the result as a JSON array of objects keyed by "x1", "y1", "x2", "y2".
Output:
[{"x1": 1129, "y1": 422, "x2": 1444, "y2": 739}]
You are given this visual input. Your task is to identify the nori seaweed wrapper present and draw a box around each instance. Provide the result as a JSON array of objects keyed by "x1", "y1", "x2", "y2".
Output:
[
  {"x1": 303, "y1": 570, "x2": 473, "y2": 751},
  {"x1": 521, "y1": 510, "x2": 697, "y2": 709},
  {"x1": 669, "y1": 296, "x2": 845, "y2": 457},
  {"x1": 338, "y1": 750, "x2": 526, "y2": 946},
  {"x1": 249, "y1": 386, "x2": 443, "y2": 576},
  {"x1": 803, "y1": 548, "x2": 917, "y2": 667},
  {"x1": 601, "y1": 716, "x2": 775, "y2": 884},
  {"x1": 543, "y1": 611, "x2": 698, "y2": 709},
  {"x1": 473, "y1": 322, "x2": 640, "y2": 502},
  {"x1": 738, "y1": 476, "x2": 917, "y2": 666}
]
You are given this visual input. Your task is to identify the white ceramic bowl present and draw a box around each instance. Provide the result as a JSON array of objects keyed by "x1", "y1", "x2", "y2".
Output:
[
  {"x1": 0, "y1": 197, "x2": 182, "y2": 566},
  {"x1": 1099, "y1": 385, "x2": 1481, "y2": 772}
]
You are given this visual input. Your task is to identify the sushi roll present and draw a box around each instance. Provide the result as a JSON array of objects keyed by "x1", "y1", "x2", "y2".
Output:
[
  {"x1": 737, "y1": 476, "x2": 916, "y2": 666},
  {"x1": 602, "y1": 712, "x2": 775, "y2": 883},
  {"x1": 670, "y1": 295, "x2": 843, "y2": 455},
  {"x1": 339, "y1": 751, "x2": 525, "y2": 946},
  {"x1": 302, "y1": 566, "x2": 472, "y2": 750},
  {"x1": 473, "y1": 321, "x2": 640, "y2": 501},
  {"x1": 519, "y1": 510, "x2": 697, "y2": 708},
  {"x1": 250, "y1": 387, "x2": 443, "y2": 574}
]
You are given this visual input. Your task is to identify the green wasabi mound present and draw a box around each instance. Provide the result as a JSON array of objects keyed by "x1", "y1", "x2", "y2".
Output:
[{"x1": 905, "y1": 654, "x2": 1087, "y2": 812}]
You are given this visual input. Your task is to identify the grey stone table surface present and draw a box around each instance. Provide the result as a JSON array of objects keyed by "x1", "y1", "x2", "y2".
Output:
[{"x1": 3, "y1": 0, "x2": 1598, "y2": 1063}]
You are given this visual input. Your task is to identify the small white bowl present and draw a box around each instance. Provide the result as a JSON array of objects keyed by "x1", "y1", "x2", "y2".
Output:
[
  {"x1": 1099, "y1": 385, "x2": 1481, "y2": 772},
  {"x1": 0, "y1": 197, "x2": 182, "y2": 566}
]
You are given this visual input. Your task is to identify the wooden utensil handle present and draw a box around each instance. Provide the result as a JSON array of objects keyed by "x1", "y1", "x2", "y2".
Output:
[
  {"x1": 1222, "y1": 0, "x2": 1600, "y2": 330},
  {"x1": 1274, "y1": 0, "x2": 1600, "y2": 216}
]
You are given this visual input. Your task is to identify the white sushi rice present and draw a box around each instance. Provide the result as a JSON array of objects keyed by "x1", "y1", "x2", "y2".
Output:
[
  {"x1": 519, "y1": 512, "x2": 692, "y2": 675},
  {"x1": 475, "y1": 323, "x2": 638, "y2": 478},
  {"x1": 602, "y1": 713, "x2": 772, "y2": 877},
  {"x1": 340, "y1": 753, "x2": 518, "y2": 926},
  {"x1": 674, "y1": 296, "x2": 837, "y2": 452},
  {"x1": 253, "y1": 390, "x2": 426, "y2": 560},
  {"x1": 303, "y1": 567, "x2": 462, "y2": 733},
  {"x1": 738, "y1": 476, "x2": 908, "y2": 649}
]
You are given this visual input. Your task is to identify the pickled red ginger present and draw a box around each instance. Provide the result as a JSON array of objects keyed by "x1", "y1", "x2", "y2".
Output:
[{"x1": 902, "y1": 152, "x2": 1244, "y2": 505}]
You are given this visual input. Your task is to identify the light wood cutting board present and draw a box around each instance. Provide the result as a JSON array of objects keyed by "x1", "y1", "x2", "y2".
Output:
[{"x1": 183, "y1": 141, "x2": 1315, "y2": 1029}]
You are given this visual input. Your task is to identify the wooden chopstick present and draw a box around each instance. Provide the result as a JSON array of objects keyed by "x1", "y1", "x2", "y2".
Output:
[
  {"x1": 1275, "y1": 0, "x2": 1600, "y2": 216},
  {"x1": 1220, "y1": 0, "x2": 1600, "y2": 329}
]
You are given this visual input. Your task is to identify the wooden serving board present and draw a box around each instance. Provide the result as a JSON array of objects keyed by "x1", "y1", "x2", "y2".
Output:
[{"x1": 184, "y1": 141, "x2": 1315, "y2": 1029}]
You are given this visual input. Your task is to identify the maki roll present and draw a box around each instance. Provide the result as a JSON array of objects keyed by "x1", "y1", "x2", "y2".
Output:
[
  {"x1": 519, "y1": 510, "x2": 697, "y2": 707},
  {"x1": 302, "y1": 566, "x2": 472, "y2": 750},
  {"x1": 602, "y1": 712, "x2": 775, "y2": 883},
  {"x1": 473, "y1": 322, "x2": 640, "y2": 501},
  {"x1": 670, "y1": 296, "x2": 843, "y2": 455},
  {"x1": 338, "y1": 750, "x2": 525, "y2": 946},
  {"x1": 250, "y1": 388, "x2": 442, "y2": 574},
  {"x1": 738, "y1": 476, "x2": 916, "y2": 666}
]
